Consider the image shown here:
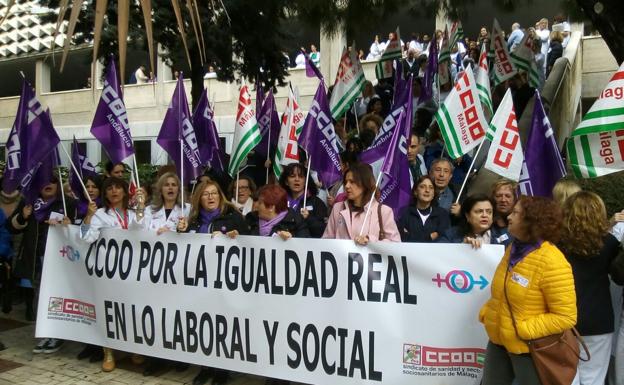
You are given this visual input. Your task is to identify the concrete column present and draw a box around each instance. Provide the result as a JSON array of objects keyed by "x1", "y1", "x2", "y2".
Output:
[
  {"x1": 320, "y1": 27, "x2": 347, "y2": 82},
  {"x1": 158, "y1": 44, "x2": 174, "y2": 81},
  {"x1": 35, "y1": 59, "x2": 51, "y2": 95},
  {"x1": 95, "y1": 59, "x2": 105, "y2": 88},
  {"x1": 435, "y1": 0, "x2": 448, "y2": 32}
]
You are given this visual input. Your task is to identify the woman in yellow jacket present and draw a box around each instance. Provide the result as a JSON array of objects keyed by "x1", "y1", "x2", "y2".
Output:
[{"x1": 479, "y1": 196, "x2": 577, "y2": 385}]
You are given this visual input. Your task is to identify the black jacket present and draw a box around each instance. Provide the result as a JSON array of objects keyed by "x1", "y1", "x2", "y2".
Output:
[
  {"x1": 8, "y1": 197, "x2": 76, "y2": 281},
  {"x1": 397, "y1": 205, "x2": 451, "y2": 243},
  {"x1": 566, "y1": 234, "x2": 621, "y2": 335},
  {"x1": 437, "y1": 225, "x2": 511, "y2": 246},
  {"x1": 246, "y1": 209, "x2": 310, "y2": 238},
  {"x1": 300, "y1": 195, "x2": 328, "y2": 238},
  {"x1": 187, "y1": 205, "x2": 249, "y2": 235}
]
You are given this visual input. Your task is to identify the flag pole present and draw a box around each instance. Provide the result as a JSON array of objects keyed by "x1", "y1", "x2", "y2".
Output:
[
  {"x1": 180, "y1": 139, "x2": 184, "y2": 206},
  {"x1": 59, "y1": 144, "x2": 92, "y2": 203},
  {"x1": 353, "y1": 103, "x2": 360, "y2": 135},
  {"x1": 454, "y1": 140, "x2": 485, "y2": 203},
  {"x1": 57, "y1": 165, "x2": 67, "y2": 216},
  {"x1": 359, "y1": 172, "x2": 383, "y2": 237},
  {"x1": 303, "y1": 155, "x2": 311, "y2": 210},
  {"x1": 235, "y1": 171, "x2": 240, "y2": 206},
  {"x1": 266, "y1": 116, "x2": 271, "y2": 185},
  {"x1": 132, "y1": 154, "x2": 141, "y2": 190}
]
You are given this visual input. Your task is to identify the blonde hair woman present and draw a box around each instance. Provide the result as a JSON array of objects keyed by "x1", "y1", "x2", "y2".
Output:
[
  {"x1": 552, "y1": 179, "x2": 581, "y2": 206},
  {"x1": 559, "y1": 192, "x2": 620, "y2": 385}
]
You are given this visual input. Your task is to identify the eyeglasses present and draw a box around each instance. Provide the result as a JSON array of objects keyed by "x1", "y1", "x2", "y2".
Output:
[
  {"x1": 202, "y1": 191, "x2": 220, "y2": 197},
  {"x1": 238, "y1": 186, "x2": 250, "y2": 191}
]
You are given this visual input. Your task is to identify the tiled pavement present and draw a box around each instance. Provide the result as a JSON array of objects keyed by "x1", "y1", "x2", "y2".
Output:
[{"x1": 0, "y1": 304, "x2": 302, "y2": 385}]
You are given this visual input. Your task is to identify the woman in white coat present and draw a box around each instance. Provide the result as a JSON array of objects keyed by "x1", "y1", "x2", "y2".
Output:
[
  {"x1": 80, "y1": 177, "x2": 146, "y2": 371},
  {"x1": 146, "y1": 172, "x2": 190, "y2": 235}
]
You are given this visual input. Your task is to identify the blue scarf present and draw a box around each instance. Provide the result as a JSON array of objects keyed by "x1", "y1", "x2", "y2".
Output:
[
  {"x1": 198, "y1": 208, "x2": 221, "y2": 234},
  {"x1": 509, "y1": 240, "x2": 542, "y2": 268},
  {"x1": 259, "y1": 210, "x2": 288, "y2": 236}
]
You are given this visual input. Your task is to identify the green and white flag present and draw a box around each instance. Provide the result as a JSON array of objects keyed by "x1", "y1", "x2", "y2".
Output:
[
  {"x1": 435, "y1": 68, "x2": 489, "y2": 159},
  {"x1": 490, "y1": 18, "x2": 517, "y2": 86},
  {"x1": 449, "y1": 20, "x2": 464, "y2": 50},
  {"x1": 329, "y1": 47, "x2": 366, "y2": 120},
  {"x1": 375, "y1": 27, "x2": 402, "y2": 80},
  {"x1": 510, "y1": 33, "x2": 541, "y2": 89},
  {"x1": 567, "y1": 130, "x2": 624, "y2": 178},
  {"x1": 484, "y1": 89, "x2": 523, "y2": 181},
  {"x1": 273, "y1": 86, "x2": 305, "y2": 178},
  {"x1": 573, "y1": 62, "x2": 624, "y2": 136},
  {"x1": 228, "y1": 84, "x2": 262, "y2": 177},
  {"x1": 476, "y1": 43, "x2": 493, "y2": 117},
  {"x1": 568, "y1": 62, "x2": 624, "y2": 177},
  {"x1": 438, "y1": 25, "x2": 451, "y2": 64}
]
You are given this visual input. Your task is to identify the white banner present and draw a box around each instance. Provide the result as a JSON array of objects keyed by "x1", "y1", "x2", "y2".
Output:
[{"x1": 37, "y1": 226, "x2": 504, "y2": 385}]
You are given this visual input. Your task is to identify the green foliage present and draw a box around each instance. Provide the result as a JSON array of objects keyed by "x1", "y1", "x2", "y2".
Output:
[{"x1": 576, "y1": 172, "x2": 624, "y2": 217}]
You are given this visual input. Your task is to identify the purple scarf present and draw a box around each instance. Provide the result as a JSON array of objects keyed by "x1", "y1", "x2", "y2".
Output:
[
  {"x1": 287, "y1": 194, "x2": 305, "y2": 210},
  {"x1": 33, "y1": 197, "x2": 57, "y2": 222},
  {"x1": 259, "y1": 210, "x2": 288, "y2": 236},
  {"x1": 509, "y1": 240, "x2": 543, "y2": 268},
  {"x1": 198, "y1": 208, "x2": 221, "y2": 234}
]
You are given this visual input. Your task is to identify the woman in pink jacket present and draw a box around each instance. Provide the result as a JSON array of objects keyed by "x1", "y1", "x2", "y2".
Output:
[{"x1": 322, "y1": 162, "x2": 400, "y2": 245}]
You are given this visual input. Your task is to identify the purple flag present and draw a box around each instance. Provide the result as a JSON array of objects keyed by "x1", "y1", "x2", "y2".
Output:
[
  {"x1": 192, "y1": 89, "x2": 225, "y2": 173},
  {"x1": 22, "y1": 147, "x2": 60, "y2": 205},
  {"x1": 255, "y1": 82, "x2": 264, "y2": 121},
  {"x1": 379, "y1": 108, "x2": 412, "y2": 216},
  {"x1": 157, "y1": 74, "x2": 203, "y2": 181},
  {"x1": 299, "y1": 82, "x2": 342, "y2": 187},
  {"x1": 519, "y1": 91, "x2": 566, "y2": 197},
  {"x1": 70, "y1": 137, "x2": 98, "y2": 201},
  {"x1": 2, "y1": 79, "x2": 61, "y2": 193},
  {"x1": 254, "y1": 90, "x2": 280, "y2": 159},
  {"x1": 304, "y1": 50, "x2": 324, "y2": 80},
  {"x1": 90, "y1": 58, "x2": 135, "y2": 164},
  {"x1": 421, "y1": 37, "x2": 438, "y2": 103},
  {"x1": 362, "y1": 73, "x2": 413, "y2": 159}
]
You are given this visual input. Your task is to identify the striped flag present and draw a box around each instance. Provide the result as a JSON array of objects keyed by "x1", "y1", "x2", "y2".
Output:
[
  {"x1": 573, "y1": 62, "x2": 624, "y2": 136},
  {"x1": 567, "y1": 130, "x2": 624, "y2": 178},
  {"x1": 490, "y1": 18, "x2": 517, "y2": 86},
  {"x1": 434, "y1": 68, "x2": 489, "y2": 159},
  {"x1": 273, "y1": 86, "x2": 304, "y2": 178},
  {"x1": 476, "y1": 43, "x2": 493, "y2": 117},
  {"x1": 449, "y1": 20, "x2": 464, "y2": 50},
  {"x1": 375, "y1": 27, "x2": 402, "y2": 80},
  {"x1": 484, "y1": 89, "x2": 523, "y2": 181},
  {"x1": 329, "y1": 47, "x2": 366, "y2": 120},
  {"x1": 568, "y1": 62, "x2": 624, "y2": 177},
  {"x1": 438, "y1": 25, "x2": 451, "y2": 64},
  {"x1": 510, "y1": 33, "x2": 541, "y2": 89},
  {"x1": 228, "y1": 84, "x2": 262, "y2": 177}
]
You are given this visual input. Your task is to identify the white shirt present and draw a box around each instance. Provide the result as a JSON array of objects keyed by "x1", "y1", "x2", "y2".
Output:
[
  {"x1": 135, "y1": 68, "x2": 149, "y2": 84},
  {"x1": 610, "y1": 222, "x2": 624, "y2": 244},
  {"x1": 294, "y1": 53, "x2": 306, "y2": 68},
  {"x1": 147, "y1": 204, "x2": 191, "y2": 232},
  {"x1": 232, "y1": 199, "x2": 253, "y2": 216},
  {"x1": 80, "y1": 207, "x2": 147, "y2": 244}
]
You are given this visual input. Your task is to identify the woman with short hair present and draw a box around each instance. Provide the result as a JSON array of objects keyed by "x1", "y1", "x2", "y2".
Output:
[
  {"x1": 479, "y1": 196, "x2": 577, "y2": 385},
  {"x1": 278, "y1": 163, "x2": 328, "y2": 238},
  {"x1": 246, "y1": 184, "x2": 310, "y2": 239},
  {"x1": 438, "y1": 194, "x2": 511, "y2": 247}
]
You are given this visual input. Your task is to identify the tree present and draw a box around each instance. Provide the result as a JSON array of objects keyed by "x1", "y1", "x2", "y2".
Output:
[{"x1": 36, "y1": 0, "x2": 624, "y2": 109}]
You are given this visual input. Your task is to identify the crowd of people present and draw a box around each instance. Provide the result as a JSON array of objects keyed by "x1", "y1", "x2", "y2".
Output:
[{"x1": 0, "y1": 13, "x2": 622, "y2": 385}]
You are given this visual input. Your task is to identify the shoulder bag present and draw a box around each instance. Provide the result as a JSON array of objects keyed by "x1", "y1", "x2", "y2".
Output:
[{"x1": 503, "y1": 267, "x2": 589, "y2": 385}]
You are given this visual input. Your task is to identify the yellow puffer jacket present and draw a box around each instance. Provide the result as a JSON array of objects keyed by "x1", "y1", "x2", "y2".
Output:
[{"x1": 479, "y1": 241, "x2": 577, "y2": 354}]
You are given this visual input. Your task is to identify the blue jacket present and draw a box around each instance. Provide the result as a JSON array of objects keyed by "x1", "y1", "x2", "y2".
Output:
[
  {"x1": 0, "y1": 210, "x2": 13, "y2": 261},
  {"x1": 437, "y1": 225, "x2": 512, "y2": 246},
  {"x1": 397, "y1": 205, "x2": 451, "y2": 243}
]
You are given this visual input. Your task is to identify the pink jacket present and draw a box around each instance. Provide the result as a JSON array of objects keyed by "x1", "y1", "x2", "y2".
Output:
[{"x1": 322, "y1": 200, "x2": 400, "y2": 242}]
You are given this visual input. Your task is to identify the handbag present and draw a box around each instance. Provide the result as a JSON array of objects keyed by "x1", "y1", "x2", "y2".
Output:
[
  {"x1": 503, "y1": 267, "x2": 589, "y2": 385},
  {"x1": 377, "y1": 202, "x2": 385, "y2": 241}
]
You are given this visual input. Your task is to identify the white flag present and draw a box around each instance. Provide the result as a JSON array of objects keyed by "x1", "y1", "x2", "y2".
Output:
[
  {"x1": 273, "y1": 86, "x2": 304, "y2": 178},
  {"x1": 484, "y1": 89, "x2": 523, "y2": 180}
]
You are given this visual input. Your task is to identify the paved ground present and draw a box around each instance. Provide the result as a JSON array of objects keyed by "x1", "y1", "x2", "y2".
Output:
[{"x1": 0, "y1": 304, "x2": 299, "y2": 385}]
